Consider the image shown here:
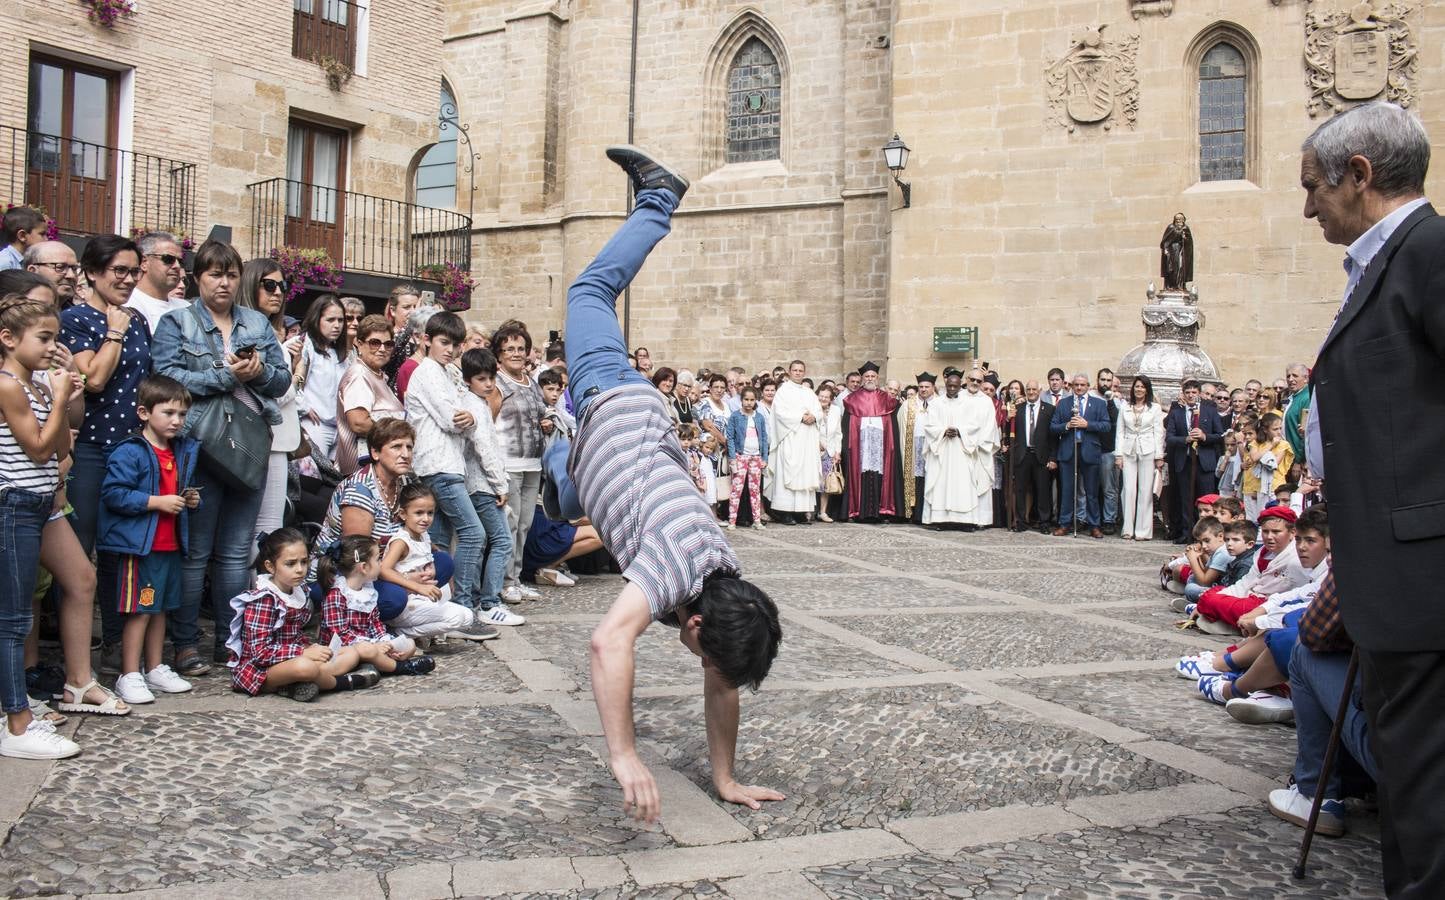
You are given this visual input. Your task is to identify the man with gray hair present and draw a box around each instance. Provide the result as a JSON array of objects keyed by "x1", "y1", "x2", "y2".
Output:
[
  {"x1": 1294, "y1": 100, "x2": 1443, "y2": 895},
  {"x1": 22, "y1": 240, "x2": 80, "y2": 306},
  {"x1": 1281, "y1": 362, "x2": 1311, "y2": 466},
  {"x1": 126, "y1": 231, "x2": 189, "y2": 331}
]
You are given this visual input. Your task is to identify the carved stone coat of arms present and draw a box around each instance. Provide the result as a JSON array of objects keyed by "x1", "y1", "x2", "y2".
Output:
[
  {"x1": 1045, "y1": 26, "x2": 1140, "y2": 132},
  {"x1": 1304, "y1": 0, "x2": 1419, "y2": 116}
]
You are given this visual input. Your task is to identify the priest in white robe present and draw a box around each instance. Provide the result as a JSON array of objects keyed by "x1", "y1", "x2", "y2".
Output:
[
  {"x1": 921, "y1": 368, "x2": 1000, "y2": 527},
  {"x1": 769, "y1": 360, "x2": 825, "y2": 524}
]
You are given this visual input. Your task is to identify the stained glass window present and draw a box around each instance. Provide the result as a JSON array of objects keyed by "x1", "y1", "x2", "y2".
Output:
[
  {"x1": 725, "y1": 38, "x2": 781, "y2": 164},
  {"x1": 1199, "y1": 42, "x2": 1246, "y2": 182}
]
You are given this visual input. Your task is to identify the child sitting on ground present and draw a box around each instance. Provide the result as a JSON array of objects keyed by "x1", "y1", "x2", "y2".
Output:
[
  {"x1": 1191, "y1": 506, "x2": 1310, "y2": 635},
  {"x1": 318, "y1": 534, "x2": 434, "y2": 677},
  {"x1": 228, "y1": 528, "x2": 378, "y2": 702},
  {"x1": 1177, "y1": 517, "x2": 1227, "y2": 607},
  {"x1": 1162, "y1": 494, "x2": 1221, "y2": 593},
  {"x1": 100, "y1": 375, "x2": 201, "y2": 705},
  {"x1": 381, "y1": 483, "x2": 489, "y2": 642},
  {"x1": 1172, "y1": 519, "x2": 1257, "y2": 614},
  {"x1": 1211, "y1": 495, "x2": 1244, "y2": 524}
]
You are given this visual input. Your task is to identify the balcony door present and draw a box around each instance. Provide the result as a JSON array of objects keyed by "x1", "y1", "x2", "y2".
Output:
[
  {"x1": 293, "y1": 0, "x2": 357, "y2": 68},
  {"x1": 27, "y1": 56, "x2": 120, "y2": 234},
  {"x1": 285, "y1": 120, "x2": 347, "y2": 263}
]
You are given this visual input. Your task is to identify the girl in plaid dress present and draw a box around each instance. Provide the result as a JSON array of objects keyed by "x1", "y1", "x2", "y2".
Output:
[
  {"x1": 317, "y1": 535, "x2": 434, "y2": 677},
  {"x1": 226, "y1": 529, "x2": 379, "y2": 701}
]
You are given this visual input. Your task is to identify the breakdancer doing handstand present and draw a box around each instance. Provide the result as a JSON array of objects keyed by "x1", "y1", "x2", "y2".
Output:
[{"x1": 541, "y1": 146, "x2": 783, "y2": 824}]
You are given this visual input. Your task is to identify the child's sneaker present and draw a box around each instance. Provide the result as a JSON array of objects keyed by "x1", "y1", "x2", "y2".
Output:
[
  {"x1": 479, "y1": 605, "x2": 526, "y2": 627},
  {"x1": 518, "y1": 584, "x2": 543, "y2": 600},
  {"x1": 1226, "y1": 692, "x2": 1295, "y2": 724},
  {"x1": 144, "y1": 664, "x2": 192, "y2": 694},
  {"x1": 1268, "y1": 784, "x2": 1344, "y2": 836},
  {"x1": 1170, "y1": 596, "x2": 1190, "y2": 613},
  {"x1": 536, "y1": 567, "x2": 576, "y2": 587},
  {"x1": 725, "y1": 522, "x2": 736, "y2": 531},
  {"x1": 1196, "y1": 672, "x2": 1236, "y2": 705},
  {"x1": 115, "y1": 672, "x2": 155, "y2": 705},
  {"x1": 1174, "y1": 652, "x2": 1214, "y2": 680},
  {"x1": 0, "y1": 720, "x2": 80, "y2": 760},
  {"x1": 751, "y1": 521, "x2": 765, "y2": 531}
]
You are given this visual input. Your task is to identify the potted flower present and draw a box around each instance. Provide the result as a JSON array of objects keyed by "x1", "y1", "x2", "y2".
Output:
[
  {"x1": 415, "y1": 261, "x2": 475, "y2": 311},
  {"x1": 270, "y1": 246, "x2": 343, "y2": 303},
  {"x1": 82, "y1": 0, "x2": 136, "y2": 28}
]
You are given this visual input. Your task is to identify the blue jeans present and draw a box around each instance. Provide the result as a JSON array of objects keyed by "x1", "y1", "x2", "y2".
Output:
[
  {"x1": 1289, "y1": 642, "x2": 1376, "y2": 799},
  {"x1": 0, "y1": 488, "x2": 52, "y2": 713},
  {"x1": 1183, "y1": 578, "x2": 1212, "y2": 603},
  {"x1": 424, "y1": 473, "x2": 483, "y2": 609},
  {"x1": 469, "y1": 491, "x2": 513, "y2": 609},
  {"x1": 67, "y1": 441, "x2": 123, "y2": 645},
  {"x1": 173, "y1": 463, "x2": 265, "y2": 655},
  {"x1": 545, "y1": 187, "x2": 677, "y2": 517}
]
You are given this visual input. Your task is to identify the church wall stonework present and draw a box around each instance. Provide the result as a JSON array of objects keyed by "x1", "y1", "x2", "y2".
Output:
[{"x1": 885, "y1": 0, "x2": 1445, "y2": 385}]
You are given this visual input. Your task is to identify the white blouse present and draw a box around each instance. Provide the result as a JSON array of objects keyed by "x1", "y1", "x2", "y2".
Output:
[{"x1": 1116, "y1": 402, "x2": 1166, "y2": 458}]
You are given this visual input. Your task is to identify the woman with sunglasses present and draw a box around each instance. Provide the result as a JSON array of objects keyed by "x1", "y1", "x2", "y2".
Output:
[
  {"x1": 235, "y1": 259, "x2": 305, "y2": 541},
  {"x1": 152, "y1": 240, "x2": 292, "y2": 675},
  {"x1": 335, "y1": 314, "x2": 404, "y2": 476},
  {"x1": 61, "y1": 234, "x2": 152, "y2": 693}
]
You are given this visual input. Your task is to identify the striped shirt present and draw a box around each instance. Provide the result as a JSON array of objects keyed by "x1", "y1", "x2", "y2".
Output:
[
  {"x1": 0, "y1": 372, "x2": 60, "y2": 494},
  {"x1": 570, "y1": 384, "x2": 738, "y2": 621}
]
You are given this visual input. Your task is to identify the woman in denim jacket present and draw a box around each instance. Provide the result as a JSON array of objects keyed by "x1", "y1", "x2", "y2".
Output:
[{"x1": 151, "y1": 242, "x2": 290, "y2": 675}]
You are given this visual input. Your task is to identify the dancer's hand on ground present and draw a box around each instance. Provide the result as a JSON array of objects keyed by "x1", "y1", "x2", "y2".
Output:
[
  {"x1": 716, "y1": 779, "x2": 785, "y2": 811},
  {"x1": 611, "y1": 753, "x2": 661, "y2": 823}
]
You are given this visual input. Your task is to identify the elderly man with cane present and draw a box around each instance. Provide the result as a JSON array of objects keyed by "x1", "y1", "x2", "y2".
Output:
[{"x1": 1285, "y1": 101, "x2": 1445, "y2": 896}]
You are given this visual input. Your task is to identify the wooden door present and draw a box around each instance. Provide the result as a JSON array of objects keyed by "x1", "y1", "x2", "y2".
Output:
[
  {"x1": 26, "y1": 57, "x2": 119, "y2": 234},
  {"x1": 284, "y1": 121, "x2": 348, "y2": 264}
]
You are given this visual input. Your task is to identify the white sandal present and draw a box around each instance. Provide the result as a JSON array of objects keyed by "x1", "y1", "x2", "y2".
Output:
[
  {"x1": 29, "y1": 697, "x2": 68, "y2": 726},
  {"x1": 57, "y1": 679, "x2": 131, "y2": 716}
]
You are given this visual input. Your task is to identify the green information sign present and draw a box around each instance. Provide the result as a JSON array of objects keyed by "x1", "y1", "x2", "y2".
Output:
[{"x1": 932, "y1": 326, "x2": 979, "y2": 355}]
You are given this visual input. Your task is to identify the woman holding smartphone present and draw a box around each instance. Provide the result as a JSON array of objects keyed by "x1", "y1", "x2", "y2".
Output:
[{"x1": 152, "y1": 240, "x2": 290, "y2": 676}]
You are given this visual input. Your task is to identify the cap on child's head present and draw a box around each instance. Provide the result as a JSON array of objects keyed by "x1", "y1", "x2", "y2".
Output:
[
  {"x1": 1195, "y1": 493, "x2": 1220, "y2": 507},
  {"x1": 1258, "y1": 506, "x2": 1297, "y2": 526}
]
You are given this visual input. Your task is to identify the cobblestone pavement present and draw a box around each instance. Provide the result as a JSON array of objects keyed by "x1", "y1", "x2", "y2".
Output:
[{"x1": 0, "y1": 524, "x2": 1384, "y2": 898}]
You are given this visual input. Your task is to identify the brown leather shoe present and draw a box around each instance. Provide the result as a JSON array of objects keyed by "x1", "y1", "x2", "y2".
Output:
[
  {"x1": 1052, "y1": 527, "x2": 1069, "y2": 536},
  {"x1": 1090, "y1": 527, "x2": 1104, "y2": 539}
]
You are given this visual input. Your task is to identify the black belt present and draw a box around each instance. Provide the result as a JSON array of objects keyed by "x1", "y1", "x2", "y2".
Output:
[{"x1": 581, "y1": 386, "x2": 601, "y2": 399}]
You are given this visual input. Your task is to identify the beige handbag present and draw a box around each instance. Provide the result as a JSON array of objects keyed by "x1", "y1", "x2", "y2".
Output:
[{"x1": 824, "y1": 469, "x2": 845, "y2": 495}]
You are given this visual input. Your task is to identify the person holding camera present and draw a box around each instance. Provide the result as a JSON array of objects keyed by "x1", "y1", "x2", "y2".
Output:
[{"x1": 152, "y1": 240, "x2": 290, "y2": 675}]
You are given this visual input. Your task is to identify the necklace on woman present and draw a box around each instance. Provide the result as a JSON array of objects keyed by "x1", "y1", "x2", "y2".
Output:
[{"x1": 374, "y1": 470, "x2": 398, "y2": 515}]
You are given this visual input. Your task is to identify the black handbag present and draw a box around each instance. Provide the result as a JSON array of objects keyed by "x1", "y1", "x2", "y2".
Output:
[{"x1": 185, "y1": 305, "x2": 272, "y2": 491}]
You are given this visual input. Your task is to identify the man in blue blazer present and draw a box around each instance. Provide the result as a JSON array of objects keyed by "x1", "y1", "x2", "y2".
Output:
[
  {"x1": 1049, "y1": 373, "x2": 1112, "y2": 538},
  {"x1": 1163, "y1": 378, "x2": 1225, "y2": 543}
]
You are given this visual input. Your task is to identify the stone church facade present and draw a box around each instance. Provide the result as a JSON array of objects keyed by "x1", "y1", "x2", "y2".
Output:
[{"x1": 446, "y1": 0, "x2": 1443, "y2": 384}]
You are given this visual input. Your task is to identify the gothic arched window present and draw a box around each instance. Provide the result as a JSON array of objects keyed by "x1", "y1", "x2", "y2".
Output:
[
  {"x1": 725, "y1": 38, "x2": 781, "y2": 164},
  {"x1": 415, "y1": 81, "x2": 459, "y2": 208},
  {"x1": 1198, "y1": 42, "x2": 1247, "y2": 182}
]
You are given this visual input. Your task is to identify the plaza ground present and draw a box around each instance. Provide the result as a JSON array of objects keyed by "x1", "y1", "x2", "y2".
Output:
[{"x1": 1, "y1": 525, "x2": 1383, "y2": 898}]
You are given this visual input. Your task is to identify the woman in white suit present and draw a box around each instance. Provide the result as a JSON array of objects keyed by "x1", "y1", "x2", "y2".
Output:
[{"x1": 1114, "y1": 375, "x2": 1166, "y2": 540}]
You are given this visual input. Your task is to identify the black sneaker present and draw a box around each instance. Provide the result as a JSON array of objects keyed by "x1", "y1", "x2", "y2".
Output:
[
  {"x1": 605, "y1": 145, "x2": 690, "y2": 202},
  {"x1": 284, "y1": 682, "x2": 320, "y2": 703},
  {"x1": 393, "y1": 656, "x2": 436, "y2": 676}
]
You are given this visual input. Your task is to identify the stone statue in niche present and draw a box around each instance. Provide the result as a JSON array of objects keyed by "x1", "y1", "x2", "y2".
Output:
[
  {"x1": 1044, "y1": 25, "x2": 1139, "y2": 132},
  {"x1": 1159, "y1": 213, "x2": 1194, "y2": 293},
  {"x1": 1304, "y1": 0, "x2": 1419, "y2": 116},
  {"x1": 1130, "y1": 0, "x2": 1175, "y2": 18}
]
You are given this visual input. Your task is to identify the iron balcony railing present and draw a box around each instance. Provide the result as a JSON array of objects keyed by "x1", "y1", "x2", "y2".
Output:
[
  {"x1": 0, "y1": 124, "x2": 198, "y2": 238},
  {"x1": 292, "y1": 0, "x2": 364, "y2": 69},
  {"x1": 247, "y1": 176, "x2": 472, "y2": 281}
]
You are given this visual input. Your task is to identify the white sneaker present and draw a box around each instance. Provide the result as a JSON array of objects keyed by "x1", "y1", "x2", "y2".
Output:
[
  {"x1": 1197, "y1": 616, "x2": 1239, "y2": 636},
  {"x1": 480, "y1": 604, "x2": 526, "y2": 626},
  {"x1": 725, "y1": 522, "x2": 736, "y2": 531},
  {"x1": 1173, "y1": 652, "x2": 1215, "y2": 680},
  {"x1": 1226, "y1": 692, "x2": 1295, "y2": 725},
  {"x1": 1165, "y1": 580, "x2": 1186, "y2": 595},
  {"x1": 0, "y1": 720, "x2": 80, "y2": 760},
  {"x1": 144, "y1": 664, "x2": 193, "y2": 694},
  {"x1": 519, "y1": 584, "x2": 543, "y2": 600},
  {"x1": 1268, "y1": 784, "x2": 1344, "y2": 837},
  {"x1": 501, "y1": 585, "x2": 523, "y2": 604},
  {"x1": 751, "y1": 522, "x2": 765, "y2": 531},
  {"x1": 536, "y1": 567, "x2": 577, "y2": 587},
  {"x1": 115, "y1": 672, "x2": 156, "y2": 705}
]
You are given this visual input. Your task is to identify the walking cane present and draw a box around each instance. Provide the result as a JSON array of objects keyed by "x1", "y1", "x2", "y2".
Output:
[
  {"x1": 1071, "y1": 437, "x2": 1081, "y2": 539},
  {"x1": 1293, "y1": 646, "x2": 1361, "y2": 880}
]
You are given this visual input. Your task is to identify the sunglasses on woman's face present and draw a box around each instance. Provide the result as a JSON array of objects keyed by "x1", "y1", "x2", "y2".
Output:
[
  {"x1": 362, "y1": 338, "x2": 396, "y2": 350},
  {"x1": 259, "y1": 278, "x2": 289, "y2": 295}
]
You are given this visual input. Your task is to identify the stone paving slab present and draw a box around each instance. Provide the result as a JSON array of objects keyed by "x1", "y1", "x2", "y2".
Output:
[
  {"x1": 1004, "y1": 670, "x2": 1301, "y2": 772},
  {"x1": 945, "y1": 571, "x2": 1164, "y2": 605},
  {"x1": 522, "y1": 618, "x2": 912, "y2": 691},
  {"x1": 633, "y1": 684, "x2": 1197, "y2": 840},
  {"x1": 750, "y1": 574, "x2": 1014, "y2": 610},
  {"x1": 802, "y1": 808, "x2": 1384, "y2": 898},
  {"x1": 726, "y1": 549, "x2": 873, "y2": 575},
  {"x1": 0, "y1": 706, "x2": 672, "y2": 897},
  {"x1": 830, "y1": 609, "x2": 1195, "y2": 671}
]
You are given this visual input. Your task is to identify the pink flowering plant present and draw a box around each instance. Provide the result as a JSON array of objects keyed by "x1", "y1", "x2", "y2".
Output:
[
  {"x1": 271, "y1": 246, "x2": 343, "y2": 302},
  {"x1": 82, "y1": 0, "x2": 135, "y2": 28},
  {"x1": 4, "y1": 204, "x2": 60, "y2": 241},
  {"x1": 415, "y1": 261, "x2": 475, "y2": 310}
]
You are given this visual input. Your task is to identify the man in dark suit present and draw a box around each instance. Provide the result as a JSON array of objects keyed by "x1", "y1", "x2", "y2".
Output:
[
  {"x1": 1303, "y1": 100, "x2": 1445, "y2": 897},
  {"x1": 1163, "y1": 379, "x2": 1224, "y2": 543},
  {"x1": 1049, "y1": 373, "x2": 1111, "y2": 538},
  {"x1": 1009, "y1": 378, "x2": 1056, "y2": 532}
]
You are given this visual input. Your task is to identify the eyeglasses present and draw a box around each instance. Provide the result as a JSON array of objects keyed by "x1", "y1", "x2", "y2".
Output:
[
  {"x1": 259, "y1": 278, "x2": 289, "y2": 295},
  {"x1": 501, "y1": 347, "x2": 527, "y2": 355},
  {"x1": 967, "y1": 378, "x2": 981, "y2": 384},
  {"x1": 108, "y1": 266, "x2": 143, "y2": 281},
  {"x1": 147, "y1": 253, "x2": 184, "y2": 268},
  {"x1": 344, "y1": 314, "x2": 361, "y2": 323},
  {"x1": 33, "y1": 261, "x2": 81, "y2": 276},
  {"x1": 362, "y1": 338, "x2": 397, "y2": 350}
]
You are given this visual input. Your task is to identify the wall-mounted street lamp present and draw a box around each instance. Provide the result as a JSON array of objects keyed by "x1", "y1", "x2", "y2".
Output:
[{"x1": 883, "y1": 133, "x2": 911, "y2": 209}]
